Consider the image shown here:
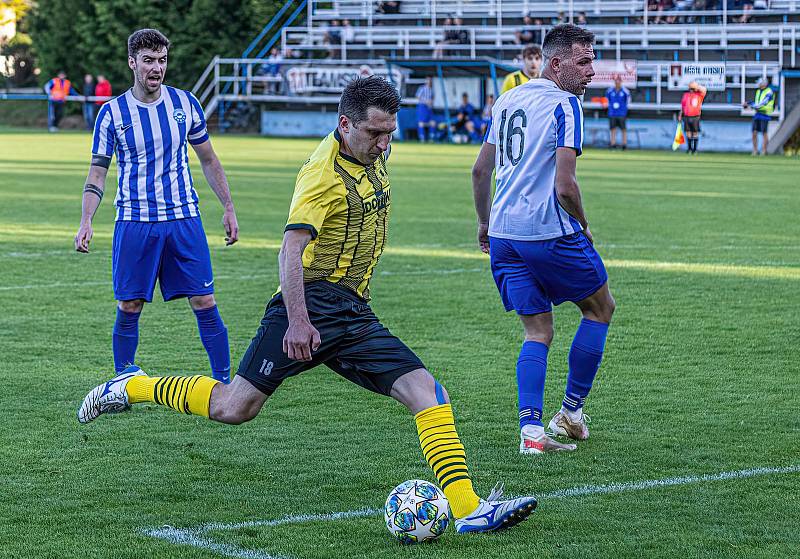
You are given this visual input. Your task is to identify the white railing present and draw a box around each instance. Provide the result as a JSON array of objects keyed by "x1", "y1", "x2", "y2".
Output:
[{"x1": 281, "y1": 22, "x2": 799, "y2": 66}]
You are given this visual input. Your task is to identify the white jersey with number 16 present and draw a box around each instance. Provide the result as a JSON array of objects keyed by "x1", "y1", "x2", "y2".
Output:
[{"x1": 487, "y1": 78, "x2": 584, "y2": 242}]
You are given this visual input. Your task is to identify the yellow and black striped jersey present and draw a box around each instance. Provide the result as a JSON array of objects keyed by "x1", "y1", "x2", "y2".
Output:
[
  {"x1": 284, "y1": 129, "x2": 390, "y2": 300},
  {"x1": 501, "y1": 70, "x2": 535, "y2": 94}
]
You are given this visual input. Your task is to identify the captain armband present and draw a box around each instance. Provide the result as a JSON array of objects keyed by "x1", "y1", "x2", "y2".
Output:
[
  {"x1": 91, "y1": 154, "x2": 112, "y2": 168},
  {"x1": 84, "y1": 184, "x2": 104, "y2": 201}
]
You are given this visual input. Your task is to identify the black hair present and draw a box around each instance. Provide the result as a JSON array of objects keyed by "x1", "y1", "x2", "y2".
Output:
[
  {"x1": 542, "y1": 24, "x2": 594, "y2": 62},
  {"x1": 338, "y1": 76, "x2": 401, "y2": 124},
  {"x1": 128, "y1": 28, "x2": 170, "y2": 58}
]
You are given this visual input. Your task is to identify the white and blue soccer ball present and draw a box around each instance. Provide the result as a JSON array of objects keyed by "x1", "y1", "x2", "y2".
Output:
[{"x1": 384, "y1": 479, "x2": 449, "y2": 544}]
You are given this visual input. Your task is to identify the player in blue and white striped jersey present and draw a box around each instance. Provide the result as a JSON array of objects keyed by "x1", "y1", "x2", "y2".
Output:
[
  {"x1": 472, "y1": 25, "x2": 616, "y2": 454},
  {"x1": 74, "y1": 28, "x2": 238, "y2": 383}
]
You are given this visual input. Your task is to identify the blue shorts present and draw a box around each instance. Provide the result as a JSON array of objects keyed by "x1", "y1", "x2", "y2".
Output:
[
  {"x1": 417, "y1": 104, "x2": 434, "y2": 123},
  {"x1": 112, "y1": 216, "x2": 214, "y2": 302},
  {"x1": 490, "y1": 233, "x2": 608, "y2": 315}
]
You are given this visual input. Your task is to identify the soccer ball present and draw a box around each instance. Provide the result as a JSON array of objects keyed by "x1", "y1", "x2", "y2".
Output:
[{"x1": 384, "y1": 479, "x2": 449, "y2": 544}]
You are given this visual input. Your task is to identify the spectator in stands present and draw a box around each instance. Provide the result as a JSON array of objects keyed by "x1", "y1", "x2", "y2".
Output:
[
  {"x1": 416, "y1": 77, "x2": 436, "y2": 142},
  {"x1": 553, "y1": 12, "x2": 566, "y2": 25},
  {"x1": 265, "y1": 47, "x2": 284, "y2": 93},
  {"x1": 452, "y1": 92, "x2": 479, "y2": 143},
  {"x1": 434, "y1": 17, "x2": 457, "y2": 58},
  {"x1": 454, "y1": 17, "x2": 470, "y2": 52},
  {"x1": 737, "y1": 1, "x2": 754, "y2": 22},
  {"x1": 678, "y1": 81, "x2": 707, "y2": 153},
  {"x1": 743, "y1": 78, "x2": 775, "y2": 155},
  {"x1": 324, "y1": 20, "x2": 342, "y2": 58},
  {"x1": 44, "y1": 70, "x2": 79, "y2": 133},
  {"x1": 377, "y1": 1, "x2": 401, "y2": 14},
  {"x1": 515, "y1": 15, "x2": 536, "y2": 45},
  {"x1": 94, "y1": 74, "x2": 112, "y2": 108},
  {"x1": 342, "y1": 19, "x2": 355, "y2": 44},
  {"x1": 606, "y1": 75, "x2": 631, "y2": 150},
  {"x1": 82, "y1": 73, "x2": 96, "y2": 131},
  {"x1": 576, "y1": 12, "x2": 588, "y2": 26},
  {"x1": 653, "y1": 0, "x2": 676, "y2": 24},
  {"x1": 480, "y1": 94, "x2": 494, "y2": 139}
]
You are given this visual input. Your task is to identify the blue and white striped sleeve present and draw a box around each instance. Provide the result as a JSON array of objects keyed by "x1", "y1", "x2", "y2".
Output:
[
  {"x1": 554, "y1": 96, "x2": 583, "y2": 156},
  {"x1": 91, "y1": 104, "x2": 116, "y2": 159},
  {"x1": 187, "y1": 93, "x2": 209, "y2": 145}
]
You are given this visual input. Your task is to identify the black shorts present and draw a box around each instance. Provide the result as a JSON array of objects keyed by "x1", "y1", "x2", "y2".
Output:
[
  {"x1": 752, "y1": 118, "x2": 769, "y2": 133},
  {"x1": 683, "y1": 116, "x2": 701, "y2": 134},
  {"x1": 609, "y1": 116, "x2": 626, "y2": 130},
  {"x1": 237, "y1": 281, "x2": 426, "y2": 396}
]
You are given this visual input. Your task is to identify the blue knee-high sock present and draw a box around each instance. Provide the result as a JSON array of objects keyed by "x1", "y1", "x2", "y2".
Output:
[
  {"x1": 194, "y1": 305, "x2": 231, "y2": 383},
  {"x1": 517, "y1": 341, "x2": 549, "y2": 428},
  {"x1": 113, "y1": 308, "x2": 141, "y2": 372},
  {"x1": 418, "y1": 124, "x2": 427, "y2": 141},
  {"x1": 563, "y1": 318, "x2": 609, "y2": 411}
]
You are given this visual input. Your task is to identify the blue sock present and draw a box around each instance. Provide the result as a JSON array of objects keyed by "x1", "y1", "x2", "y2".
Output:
[
  {"x1": 112, "y1": 308, "x2": 141, "y2": 373},
  {"x1": 194, "y1": 305, "x2": 231, "y2": 383},
  {"x1": 418, "y1": 124, "x2": 427, "y2": 141},
  {"x1": 563, "y1": 318, "x2": 609, "y2": 411},
  {"x1": 517, "y1": 341, "x2": 549, "y2": 428}
]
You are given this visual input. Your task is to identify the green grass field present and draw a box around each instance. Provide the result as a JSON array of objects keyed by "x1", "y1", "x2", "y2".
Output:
[{"x1": 1, "y1": 130, "x2": 798, "y2": 558}]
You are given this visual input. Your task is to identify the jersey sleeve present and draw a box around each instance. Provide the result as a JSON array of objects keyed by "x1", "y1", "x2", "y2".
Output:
[
  {"x1": 91, "y1": 104, "x2": 116, "y2": 159},
  {"x1": 485, "y1": 106, "x2": 498, "y2": 145},
  {"x1": 554, "y1": 96, "x2": 584, "y2": 156},
  {"x1": 187, "y1": 92, "x2": 210, "y2": 145},
  {"x1": 285, "y1": 165, "x2": 336, "y2": 239}
]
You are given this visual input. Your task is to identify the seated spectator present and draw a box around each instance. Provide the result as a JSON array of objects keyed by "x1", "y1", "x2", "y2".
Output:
[
  {"x1": 434, "y1": 17, "x2": 457, "y2": 58},
  {"x1": 738, "y1": 1, "x2": 754, "y2": 22},
  {"x1": 452, "y1": 92, "x2": 480, "y2": 143},
  {"x1": 576, "y1": 11, "x2": 588, "y2": 25},
  {"x1": 265, "y1": 47, "x2": 283, "y2": 93},
  {"x1": 454, "y1": 17, "x2": 469, "y2": 50},
  {"x1": 377, "y1": 1, "x2": 401, "y2": 14},
  {"x1": 342, "y1": 19, "x2": 355, "y2": 44},
  {"x1": 515, "y1": 15, "x2": 535, "y2": 45},
  {"x1": 553, "y1": 11, "x2": 566, "y2": 24},
  {"x1": 480, "y1": 94, "x2": 494, "y2": 139},
  {"x1": 324, "y1": 20, "x2": 341, "y2": 58}
]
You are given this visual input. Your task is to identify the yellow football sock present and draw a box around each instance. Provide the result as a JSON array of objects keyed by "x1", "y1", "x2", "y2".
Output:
[
  {"x1": 415, "y1": 403, "x2": 481, "y2": 518},
  {"x1": 126, "y1": 375, "x2": 218, "y2": 418}
]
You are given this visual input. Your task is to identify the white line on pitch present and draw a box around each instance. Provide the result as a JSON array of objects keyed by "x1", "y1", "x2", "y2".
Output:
[
  {"x1": 0, "y1": 268, "x2": 488, "y2": 292},
  {"x1": 142, "y1": 464, "x2": 800, "y2": 559}
]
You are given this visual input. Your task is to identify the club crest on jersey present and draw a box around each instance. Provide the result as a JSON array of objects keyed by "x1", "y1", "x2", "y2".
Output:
[{"x1": 173, "y1": 108, "x2": 187, "y2": 123}]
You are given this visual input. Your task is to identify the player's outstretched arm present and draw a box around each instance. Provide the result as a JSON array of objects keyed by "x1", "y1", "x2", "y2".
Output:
[
  {"x1": 471, "y1": 141, "x2": 496, "y2": 254},
  {"x1": 74, "y1": 162, "x2": 109, "y2": 253},
  {"x1": 191, "y1": 140, "x2": 239, "y2": 245},
  {"x1": 279, "y1": 229, "x2": 321, "y2": 362},
  {"x1": 554, "y1": 147, "x2": 592, "y2": 244}
]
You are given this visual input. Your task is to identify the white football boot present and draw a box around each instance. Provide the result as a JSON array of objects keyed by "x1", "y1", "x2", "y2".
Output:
[
  {"x1": 455, "y1": 482, "x2": 537, "y2": 534},
  {"x1": 520, "y1": 424, "x2": 577, "y2": 454},
  {"x1": 77, "y1": 365, "x2": 146, "y2": 424},
  {"x1": 548, "y1": 408, "x2": 590, "y2": 441}
]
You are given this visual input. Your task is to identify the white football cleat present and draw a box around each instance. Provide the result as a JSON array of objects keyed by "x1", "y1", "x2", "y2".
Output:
[
  {"x1": 455, "y1": 482, "x2": 537, "y2": 534},
  {"x1": 77, "y1": 365, "x2": 146, "y2": 424},
  {"x1": 548, "y1": 409, "x2": 590, "y2": 441},
  {"x1": 520, "y1": 424, "x2": 577, "y2": 454}
]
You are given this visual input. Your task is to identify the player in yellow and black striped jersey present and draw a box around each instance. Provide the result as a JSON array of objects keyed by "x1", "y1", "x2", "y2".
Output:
[
  {"x1": 500, "y1": 44, "x2": 543, "y2": 94},
  {"x1": 77, "y1": 76, "x2": 539, "y2": 534}
]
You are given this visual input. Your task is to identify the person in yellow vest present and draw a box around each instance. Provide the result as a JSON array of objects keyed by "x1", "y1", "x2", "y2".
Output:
[
  {"x1": 742, "y1": 78, "x2": 775, "y2": 156},
  {"x1": 500, "y1": 45, "x2": 542, "y2": 95},
  {"x1": 44, "y1": 70, "x2": 78, "y2": 132}
]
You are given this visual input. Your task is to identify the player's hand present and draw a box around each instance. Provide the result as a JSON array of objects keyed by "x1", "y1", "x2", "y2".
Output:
[
  {"x1": 583, "y1": 226, "x2": 594, "y2": 245},
  {"x1": 222, "y1": 206, "x2": 239, "y2": 246},
  {"x1": 283, "y1": 320, "x2": 321, "y2": 361},
  {"x1": 74, "y1": 221, "x2": 93, "y2": 253},
  {"x1": 477, "y1": 222, "x2": 490, "y2": 254}
]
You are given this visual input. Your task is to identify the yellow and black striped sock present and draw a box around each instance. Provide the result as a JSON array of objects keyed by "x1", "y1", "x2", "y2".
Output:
[
  {"x1": 125, "y1": 375, "x2": 218, "y2": 418},
  {"x1": 415, "y1": 403, "x2": 481, "y2": 518}
]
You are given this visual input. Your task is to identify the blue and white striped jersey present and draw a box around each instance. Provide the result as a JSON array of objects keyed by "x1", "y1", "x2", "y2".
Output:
[
  {"x1": 487, "y1": 78, "x2": 584, "y2": 241},
  {"x1": 92, "y1": 85, "x2": 209, "y2": 222}
]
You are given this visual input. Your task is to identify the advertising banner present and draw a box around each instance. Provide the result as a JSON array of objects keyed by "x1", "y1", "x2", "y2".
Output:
[
  {"x1": 667, "y1": 63, "x2": 726, "y2": 91},
  {"x1": 590, "y1": 60, "x2": 637, "y2": 89},
  {"x1": 285, "y1": 64, "x2": 404, "y2": 95}
]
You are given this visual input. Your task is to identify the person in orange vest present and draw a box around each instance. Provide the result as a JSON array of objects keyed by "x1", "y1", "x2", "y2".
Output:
[
  {"x1": 44, "y1": 70, "x2": 79, "y2": 132},
  {"x1": 677, "y1": 81, "x2": 707, "y2": 154}
]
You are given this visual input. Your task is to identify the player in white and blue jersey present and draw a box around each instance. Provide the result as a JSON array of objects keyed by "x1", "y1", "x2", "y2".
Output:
[
  {"x1": 74, "y1": 28, "x2": 238, "y2": 383},
  {"x1": 606, "y1": 75, "x2": 630, "y2": 149},
  {"x1": 415, "y1": 77, "x2": 435, "y2": 142},
  {"x1": 472, "y1": 24, "x2": 615, "y2": 454}
]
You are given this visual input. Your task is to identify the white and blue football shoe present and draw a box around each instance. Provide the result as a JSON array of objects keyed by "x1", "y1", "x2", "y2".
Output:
[
  {"x1": 77, "y1": 365, "x2": 146, "y2": 424},
  {"x1": 454, "y1": 482, "x2": 538, "y2": 534}
]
